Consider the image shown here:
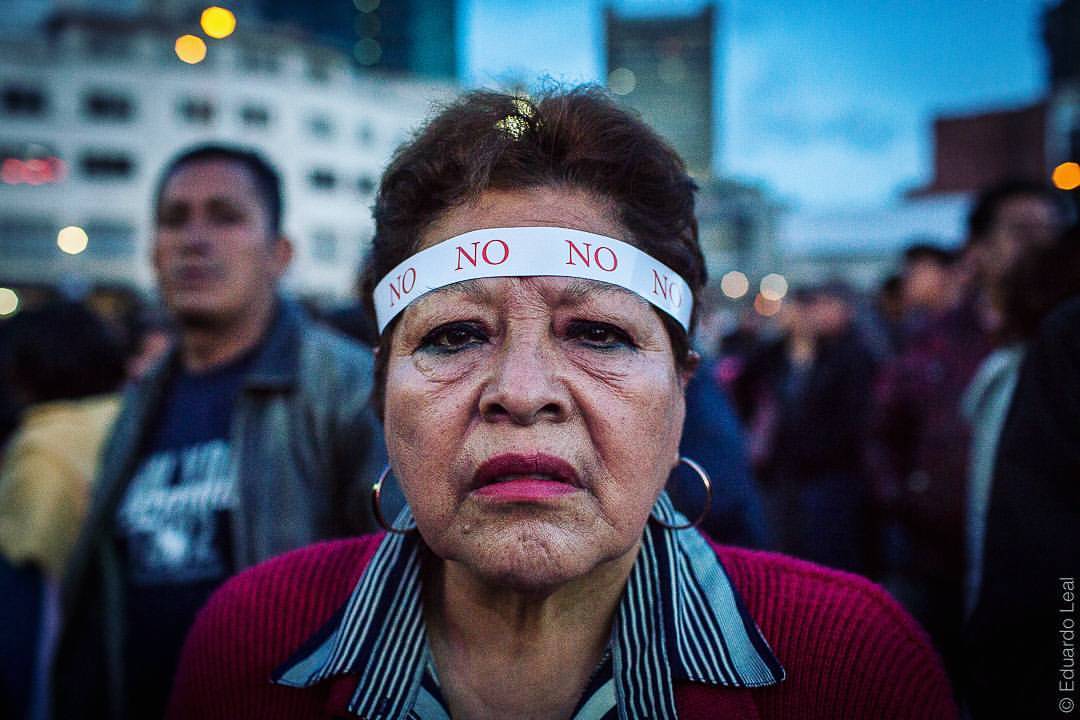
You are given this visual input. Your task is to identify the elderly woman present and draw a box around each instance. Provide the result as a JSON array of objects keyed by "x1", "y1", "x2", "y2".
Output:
[{"x1": 168, "y1": 88, "x2": 955, "y2": 719}]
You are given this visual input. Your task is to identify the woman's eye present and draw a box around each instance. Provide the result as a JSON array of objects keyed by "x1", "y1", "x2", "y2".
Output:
[
  {"x1": 567, "y1": 321, "x2": 634, "y2": 350},
  {"x1": 418, "y1": 322, "x2": 487, "y2": 354}
]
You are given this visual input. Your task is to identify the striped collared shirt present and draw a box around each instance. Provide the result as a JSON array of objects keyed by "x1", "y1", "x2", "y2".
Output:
[{"x1": 273, "y1": 492, "x2": 785, "y2": 719}]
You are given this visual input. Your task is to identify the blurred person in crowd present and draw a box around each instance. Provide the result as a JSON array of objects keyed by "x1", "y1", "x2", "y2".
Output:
[
  {"x1": 898, "y1": 243, "x2": 963, "y2": 331},
  {"x1": 965, "y1": 180, "x2": 1065, "y2": 331},
  {"x1": 676, "y1": 358, "x2": 769, "y2": 548},
  {"x1": 734, "y1": 282, "x2": 877, "y2": 573},
  {"x1": 867, "y1": 179, "x2": 1065, "y2": 679},
  {"x1": 961, "y1": 225, "x2": 1080, "y2": 718},
  {"x1": 52, "y1": 144, "x2": 386, "y2": 719},
  {"x1": 0, "y1": 301, "x2": 125, "y2": 720}
]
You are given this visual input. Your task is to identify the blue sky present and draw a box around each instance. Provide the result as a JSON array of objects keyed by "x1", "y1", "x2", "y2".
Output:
[{"x1": 462, "y1": 0, "x2": 1049, "y2": 210}]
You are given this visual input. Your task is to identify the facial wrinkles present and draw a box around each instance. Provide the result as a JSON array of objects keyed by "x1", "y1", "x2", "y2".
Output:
[{"x1": 424, "y1": 279, "x2": 676, "y2": 490}]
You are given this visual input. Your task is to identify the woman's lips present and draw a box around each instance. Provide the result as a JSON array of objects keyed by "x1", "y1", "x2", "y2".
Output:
[{"x1": 470, "y1": 453, "x2": 582, "y2": 501}]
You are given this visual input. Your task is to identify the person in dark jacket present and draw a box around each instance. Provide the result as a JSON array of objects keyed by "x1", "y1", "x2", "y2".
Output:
[
  {"x1": 735, "y1": 283, "x2": 877, "y2": 573},
  {"x1": 962, "y1": 227, "x2": 1080, "y2": 719},
  {"x1": 52, "y1": 144, "x2": 385, "y2": 719}
]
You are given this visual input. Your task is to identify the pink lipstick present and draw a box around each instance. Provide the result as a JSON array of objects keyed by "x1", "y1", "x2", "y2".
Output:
[{"x1": 471, "y1": 453, "x2": 581, "y2": 502}]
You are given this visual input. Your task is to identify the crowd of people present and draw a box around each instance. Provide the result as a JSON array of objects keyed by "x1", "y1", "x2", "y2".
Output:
[{"x1": 0, "y1": 84, "x2": 1075, "y2": 719}]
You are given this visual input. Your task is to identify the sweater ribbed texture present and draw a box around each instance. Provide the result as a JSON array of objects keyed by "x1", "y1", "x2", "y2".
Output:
[{"x1": 168, "y1": 536, "x2": 957, "y2": 719}]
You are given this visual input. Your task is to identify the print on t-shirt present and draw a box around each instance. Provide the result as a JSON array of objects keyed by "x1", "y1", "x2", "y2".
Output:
[{"x1": 116, "y1": 438, "x2": 237, "y2": 585}]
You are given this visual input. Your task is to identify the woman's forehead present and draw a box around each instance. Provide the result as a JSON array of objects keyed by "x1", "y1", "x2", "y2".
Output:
[{"x1": 403, "y1": 276, "x2": 653, "y2": 319}]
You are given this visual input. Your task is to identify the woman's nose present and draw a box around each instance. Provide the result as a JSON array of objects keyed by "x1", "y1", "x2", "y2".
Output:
[{"x1": 478, "y1": 336, "x2": 571, "y2": 425}]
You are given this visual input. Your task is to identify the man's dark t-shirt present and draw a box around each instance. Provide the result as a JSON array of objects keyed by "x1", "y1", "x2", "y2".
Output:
[{"x1": 114, "y1": 350, "x2": 254, "y2": 717}]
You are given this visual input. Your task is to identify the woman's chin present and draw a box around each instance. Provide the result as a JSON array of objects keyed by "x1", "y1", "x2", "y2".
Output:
[{"x1": 435, "y1": 520, "x2": 617, "y2": 594}]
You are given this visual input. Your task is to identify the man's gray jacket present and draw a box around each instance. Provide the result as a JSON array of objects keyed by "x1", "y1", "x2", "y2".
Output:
[{"x1": 53, "y1": 300, "x2": 385, "y2": 718}]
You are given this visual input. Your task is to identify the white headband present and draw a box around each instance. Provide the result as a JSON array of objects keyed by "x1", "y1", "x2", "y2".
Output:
[{"x1": 373, "y1": 226, "x2": 693, "y2": 333}]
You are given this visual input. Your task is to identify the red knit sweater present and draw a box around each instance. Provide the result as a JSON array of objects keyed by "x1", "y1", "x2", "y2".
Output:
[{"x1": 167, "y1": 535, "x2": 957, "y2": 719}]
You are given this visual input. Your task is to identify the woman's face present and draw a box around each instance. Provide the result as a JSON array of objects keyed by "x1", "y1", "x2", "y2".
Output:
[{"x1": 383, "y1": 186, "x2": 690, "y2": 592}]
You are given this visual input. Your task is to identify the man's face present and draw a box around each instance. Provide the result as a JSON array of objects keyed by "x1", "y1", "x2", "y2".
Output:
[
  {"x1": 153, "y1": 159, "x2": 290, "y2": 327},
  {"x1": 980, "y1": 194, "x2": 1061, "y2": 287},
  {"x1": 902, "y1": 258, "x2": 952, "y2": 312}
]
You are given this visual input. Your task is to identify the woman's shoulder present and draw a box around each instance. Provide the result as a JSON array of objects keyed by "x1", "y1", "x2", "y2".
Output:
[
  {"x1": 715, "y1": 544, "x2": 914, "y2": 628},
  {"x1": 199, "y1": 535, "x2": 383, "y2": 638},
  {"x1": 708, "y1": 542, "x2": 957, "y2": 719}
]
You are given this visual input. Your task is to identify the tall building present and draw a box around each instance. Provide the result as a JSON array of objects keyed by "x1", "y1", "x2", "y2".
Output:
[
  {"x1": 0, "y1": 11, "x2": 454, "y2": 300},
  {"x1": 1043, "y1": 0, "x2": 1080, "y2": 90},
  {"x1": 907, "y1": 102, "x2": 1049, "y2": 196},
  {"x1": 1044, "y1": 0, "x2": 1080, "y2": 172},
  {"x1": 604, "y1": 4, "x2": 715, "y2": 178},
  {"x1": 254, "y1": 0, "x2": 458, "y2": 79}
]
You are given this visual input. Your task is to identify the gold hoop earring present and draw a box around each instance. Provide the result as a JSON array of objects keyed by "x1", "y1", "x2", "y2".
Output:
[
  {"x1": 372, "y1": 465, "x2": 417, "y2": 534},
  {"x1": 651, "y1": 456, "x2": 712, "y2": 531}
]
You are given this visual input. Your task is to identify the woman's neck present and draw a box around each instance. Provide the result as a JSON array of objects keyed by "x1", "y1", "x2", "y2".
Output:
[{"x1": 422, "y1": 544, "x2": 638, "y2": 720}]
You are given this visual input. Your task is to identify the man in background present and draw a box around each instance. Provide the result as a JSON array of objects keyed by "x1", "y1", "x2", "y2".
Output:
[{"x1": 53, "y1": 145, "x2": 385, "y2": 718}]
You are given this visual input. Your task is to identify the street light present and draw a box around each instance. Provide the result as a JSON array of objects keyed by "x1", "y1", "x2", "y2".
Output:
[
  {"x1": 0, "y1": 288, "x2": 18, "y2": 316},
  {"x1": 175, "y1": 34, "x2": 208, "y2": 64},
  {"x1": 57, "y1": 225, "x2": 89, "y2": 255},
  {"x1": 201, "y1": 6, "x2": 237, "y2": 39},
  {"x1": 1052, "y1": 161, "x2": 1080, "y2": 191}
]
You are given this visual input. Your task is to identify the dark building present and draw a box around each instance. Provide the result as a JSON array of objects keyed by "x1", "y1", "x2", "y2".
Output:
[
  {"x1": 908, "y1": 103, "x2": 1049, "y2": 197},
  {"x1": 1043, "y1": 0, "x2": 1080, "y2": 89},
  {"x1": 255, "y1": 0, "x2": 457, "y2": 79},
  {"x1": 604, "y1": 4, "x2": 715, "y2": 178}
]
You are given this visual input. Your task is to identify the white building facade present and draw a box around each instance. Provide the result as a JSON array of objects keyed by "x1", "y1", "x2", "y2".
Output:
[{"x1": 0, "y1": 13, "x2": 454, "y2": 301}]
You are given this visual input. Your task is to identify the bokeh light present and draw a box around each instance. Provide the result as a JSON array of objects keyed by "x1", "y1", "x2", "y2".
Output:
[
  {"x1": 754, "y1": 293, "x2": 782, "y2": 317},
  {"x1": 201, "y1": 6, "x2": 237, "y2": 39},
  {"x1": 607, "y1": 67, "x2": 637, "y2": 95},
  {"x1": 1052, "y1": 161, "x2": 1080, "y2": 191},
  {"x1": 354, "y1": 38, "x2": 382, "y2": 65},
  {"x1": 0, "y1": 288, "x2": 18, "y2": 316},
  {"x1": 759, "y1": 273, "x2": 789, "y2": 301},
  {"x1": 720, "y1": 270, "x2": 750, "y2": 299},
  {"x1": 57, "y1": 226, "x2": 89, "y2": 255},
  {"x1": 175, "y1": 34, "x2": 208, "y2": 64}
]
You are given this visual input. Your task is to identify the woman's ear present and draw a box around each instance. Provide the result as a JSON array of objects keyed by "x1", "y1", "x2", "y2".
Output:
[{"x1": 679, "y1": 350, "x2": 701, "y2": 390}]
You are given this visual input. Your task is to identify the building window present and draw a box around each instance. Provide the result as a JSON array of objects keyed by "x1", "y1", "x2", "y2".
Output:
[
  {"x1": 83, "y1": 91, "x2": 134, "y2": 122},
  {"x1": 238, "y1": 46, "x2": 280, "y2": 74},
  {"x1": 178, "y1": 97, "x2": 215, "y2": 125},
  {"x1": 356, "y1": 123, "x2": 374, "y2": 146},
  {"x1": 85, "y1": 33, "x2": 133, "y2": 60},
  {"x1": 83, "y1": 220, "x2": 135, "y2": 259},
  {"x1": 1, "y1": 142, "x2": 65, "y2": 186},
  {"x1": 311, "y1": 229, "x2": 337, "y2": 263},
  {"x1": 79, "y1": 151, "x2": 135, "y2": 180},
  {"x1": 0, "y1": 217, "x2": 55, "y2": 260},
  {"x1": 239, "y1": 104, "x2": 270, "y2": 128},
  {"x1": 356, "y1": 175, "x2": 375, "y2": 196},
  {"x1": 307, "y1": 55, "x2": 334, "y2": 82},
  {"x1": 2, "y1": 85, "x2": 47, "y2": 117},
  {"x1": 308, "y1": 168, "x2": 337, "y2": 191},
  {"x1": 308, "y1": 114, "x2": 334, "y2": 139}
]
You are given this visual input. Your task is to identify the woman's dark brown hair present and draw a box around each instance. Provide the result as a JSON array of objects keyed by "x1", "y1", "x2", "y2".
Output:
[{"x1": 362, "y1": 85, "x2": 707, "y2": 413}]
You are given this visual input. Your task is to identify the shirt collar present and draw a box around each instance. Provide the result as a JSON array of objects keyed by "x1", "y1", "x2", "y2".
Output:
[{"x1": 273, "y1": 492, "x2": 784, "y2": 719}]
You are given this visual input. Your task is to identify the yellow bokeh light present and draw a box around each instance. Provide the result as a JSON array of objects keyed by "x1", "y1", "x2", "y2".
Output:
[
  {"x1": 175, "y1": 34, "x2": 208, "y2": 64},
  {"x1": 201, "y1": 6, "x2": 237, "y2": 39},
  {"x1": 1052, "y1": 161, "x2": 1080, "y2": 191},
  {"x1": 759, "y1": 273, "x2": 789, "y2": 301},
  {"x1": 720, "y1": 270, "x2": 750, "y2": 299},
  {"x1": 0, "y1": 288, "x2": 18, "y2": 316},
  {"x1": 57, "y1": 225, "x2": 89, "y2": 255}
]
